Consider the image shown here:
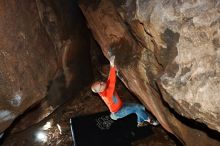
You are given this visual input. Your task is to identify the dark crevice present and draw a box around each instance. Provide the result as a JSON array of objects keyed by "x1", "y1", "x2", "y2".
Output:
[
  {"x1": 136, "y1": 21, "x2": 164, "y2": 69},
  {"x1": 139, "y1": 22, "x2": 153, "y2": 38}
]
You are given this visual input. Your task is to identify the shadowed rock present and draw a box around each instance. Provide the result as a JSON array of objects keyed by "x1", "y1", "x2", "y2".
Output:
[{"x1": 0, "y1": 0, "x2": 93, "y2": 134}]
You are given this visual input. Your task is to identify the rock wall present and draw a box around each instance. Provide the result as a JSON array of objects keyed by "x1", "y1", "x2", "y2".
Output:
[
  {"x1": 79, "y1": 0, "x2": 220, "y2": 145},
  {"x1": 0, "y1": 0, "x2": 56, "y2": 133},
  {"x1": 0, "y1": 0, "x2": 92, "y2": 133},
  {"x1": 35, "y1": 0, "x2": 93, "y2": 107}
]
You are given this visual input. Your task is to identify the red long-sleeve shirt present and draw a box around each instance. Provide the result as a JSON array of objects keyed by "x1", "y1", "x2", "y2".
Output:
[{"x1": 99, "y1": 66, "x2": 123, "y2": 113}]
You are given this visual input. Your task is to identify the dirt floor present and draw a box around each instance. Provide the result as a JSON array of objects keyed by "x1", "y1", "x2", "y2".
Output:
[{"x1": 2, "y1": 82, "x2": 181, "y2": 146}]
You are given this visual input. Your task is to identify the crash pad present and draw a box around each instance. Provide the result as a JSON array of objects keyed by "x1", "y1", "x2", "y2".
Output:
[{"x1": 70, "y1": 111, "x2": 153, "y2": 146}]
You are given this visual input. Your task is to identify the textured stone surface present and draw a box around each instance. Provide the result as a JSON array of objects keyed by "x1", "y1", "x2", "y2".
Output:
[
  {"x1": 158, "y1": 1, "x2": 220, "y2": 132},
  {"x1": 0, "y1": 0, "x2": 57, "y2": 133},
  {"x1": 80, "y1": 0, "x2": 220, "y2": 145},
  {"x1": 36, "y1": 0, "x2": 93, "y2": 107},
  {"x1": 0, "y1": 0, "x2": 93, "y2": 134},
  {"x1": 10, "y1": 0, "x2": 93, "y2": 133},
  {"x1": 120, "y1": 0, "x2": 220, "y2": 134},
  {"x1": 119, "y1": 0, "x2": 220, "y2": 132}
]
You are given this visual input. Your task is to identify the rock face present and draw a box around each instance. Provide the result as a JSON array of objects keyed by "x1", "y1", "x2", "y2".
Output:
[
  {"x1": 80, "y1": 0, "x2": 220, "y2": 145},
  {"x1": 35, "y1": 0, "x2": 93, "y2": 107},
  {"x1": 0, "y1": 0, "x2": 57, "y2": 133},
  {"x1": 159, "y1": 1, "x2": 220, "y2": 132},
  {"x1": 0, "y1": 0, "x2": 92, "y2": 133}
]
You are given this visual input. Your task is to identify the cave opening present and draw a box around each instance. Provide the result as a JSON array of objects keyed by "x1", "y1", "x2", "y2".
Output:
[{"x1": 0, "y1": 0, "x2": 220, "y2": 146}]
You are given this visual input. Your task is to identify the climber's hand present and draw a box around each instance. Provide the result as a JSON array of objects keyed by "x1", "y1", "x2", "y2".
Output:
[{"x1": 109, "y1": 56, "x2": 115, "y2": 67}]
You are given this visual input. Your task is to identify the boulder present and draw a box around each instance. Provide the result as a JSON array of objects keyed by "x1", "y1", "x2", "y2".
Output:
[
  {"x1": 0, "y1": 0, "x2": 93, "y2": 133},
  {"x1": 0, "y1": 0, "x2": 57, "y2": 133},
  {"x1": 79, "y1": 0, "x2": 220, "y2": 145}
]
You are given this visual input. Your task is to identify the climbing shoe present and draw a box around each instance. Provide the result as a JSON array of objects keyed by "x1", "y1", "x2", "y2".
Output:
[
  {"x1": 137, "y1": 122, "x2": 149, "y2": 127},
  {"x1": 147, "y1": 118, "x2": 159, "y2": 126}
]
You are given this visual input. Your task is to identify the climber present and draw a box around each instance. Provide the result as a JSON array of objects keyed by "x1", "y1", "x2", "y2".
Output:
[{"x1": 91, "y1": 54, "x2": 159, "y2": 127}]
